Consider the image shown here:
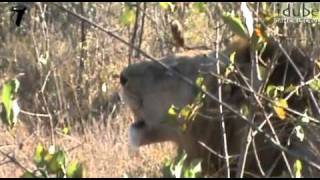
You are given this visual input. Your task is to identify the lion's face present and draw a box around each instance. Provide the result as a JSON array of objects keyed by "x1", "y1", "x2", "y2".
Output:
[{"x1": 119, "y1": 55, "x2": 214, "y2": 147}]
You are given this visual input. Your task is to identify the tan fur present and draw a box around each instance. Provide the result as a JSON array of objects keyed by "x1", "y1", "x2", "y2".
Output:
[{"x1": 119, "y1": 37, "x2": 319, "y2": 177}]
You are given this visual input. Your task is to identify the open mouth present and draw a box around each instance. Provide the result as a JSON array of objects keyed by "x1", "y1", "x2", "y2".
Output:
[{"x1": 131, "y1": 119, "x2": 146, "y2": 129}]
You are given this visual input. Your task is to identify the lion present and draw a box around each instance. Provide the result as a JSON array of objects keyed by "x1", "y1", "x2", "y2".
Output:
[{"x1": 119, "y1": 37, "x2": 320, "y2": 177}]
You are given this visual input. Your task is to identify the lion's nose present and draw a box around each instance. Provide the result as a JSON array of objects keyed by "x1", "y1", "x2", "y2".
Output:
[{"x1": 120, "y1": 71, "x2": 128, "y2": 86}]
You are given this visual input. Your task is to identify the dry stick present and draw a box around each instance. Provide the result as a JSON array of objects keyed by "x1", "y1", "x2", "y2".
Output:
[
  {"x1": 266, "y1": 123, "x2": 295, "y2": 177},
  {"x1": 49, "y1": 3, "x2": 320, "y2": 172},
  {"x1": 19, "y1": 110, "x2": 50, "y2": 118},
  {"x1": 251, "y1": 136, "x2": 267, "y2": 176},
  {"x1": 150, "y1": 4, "x2": 165, "y2": 56},
  {"x1": 215, "y1": 22, "x2": 230, "y2": 178},
  {"x1": 40, "y1": 91, "x2": 55, "y2": 145},
  {"x1": 0, "y1": 150, "x2": 32, "y2": 174},
  {"x1": 128, "y1": 2, "x2": 140, "y2": 65},
  {"x1": 136, "y1": 2, "x2": 147, "y2": 59},
  {"x1": 40, "y1": 69, "x2": 57, "y2": 146},
  {"x1": 198, "y1": 141, "x2": 238, "y2": 160},
  {"x1": 266, "y1": 152, "x2": 283, "y2": 177},
  {"x1": 56, "y1": 69, "x2": 71, "y2": 128},
  {"x1": 76, "y1": 2, "x2": 87, "y2": 130},
  {"x1": 236, "y1": 115, "x2": 256, "y2": 177}
]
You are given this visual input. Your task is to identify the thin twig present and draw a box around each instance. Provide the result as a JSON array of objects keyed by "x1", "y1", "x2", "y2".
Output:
[
  {"x1": 198, "y1": 141, "x2": 238, "y2": 160},
  {"x1": 128, "y1": 2, "x2": 140, "y2": 64},
  {"x1": 215, "y1": 21, "x2": 230, "y2": 178},
  {"x1": 251, "y1": 136, "x2": 267, "y2": 176},
  {"x1": 0, "y1": 150, "x2": 31, "y2": 173},
  {"x1": 19, "y1": 110, "x2": 50, "y2": 118},
  {"x1": 136, "y1": 2, "x2": 147, "y2": 59},
  {"x1": 236, "y1": 115, "x2": 255, "y2": 177}
]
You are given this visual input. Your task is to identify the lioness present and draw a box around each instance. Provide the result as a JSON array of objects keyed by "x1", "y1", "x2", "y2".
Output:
[{"x1": 119, "y1": 37, "x2": 320, "y2": 177}]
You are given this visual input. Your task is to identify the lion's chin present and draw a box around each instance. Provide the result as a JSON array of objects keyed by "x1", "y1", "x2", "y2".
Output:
[{"x1": 129, "y1": 119, "x2": 147, "y2": 148}]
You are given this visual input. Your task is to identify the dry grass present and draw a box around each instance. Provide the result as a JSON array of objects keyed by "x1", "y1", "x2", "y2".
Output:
[{"x1": 0, "y1": 105, "x2": 177, "y2": 178}]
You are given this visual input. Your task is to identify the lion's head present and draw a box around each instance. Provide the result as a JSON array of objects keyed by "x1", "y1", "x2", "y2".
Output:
[{"x1": 119, "y1": 53, "x2": 221, "y2": 148}]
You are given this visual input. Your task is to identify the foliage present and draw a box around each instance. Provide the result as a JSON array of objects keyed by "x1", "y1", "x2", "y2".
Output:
[
  {"x1": 161, "y1": 75, "x2": 207, "y2": 177},
  {"x1": 120, "y1": 3, "x2": 136, "y2": 26},
  {"x1": 163, "y1": 75, "x2": 206, "y2": 133},
  {"x1": 294, "y1": 159, "x2": 303, "y2": 178},
  {"x1": 162, "y1": 151, "x2": 202, "y2": 178},
  {"x1": 0, "y1": 79, "x2": 20, "y2": 129},
  {"x1": 21, "y1": 144, "x2": 85, "y2": 178}
]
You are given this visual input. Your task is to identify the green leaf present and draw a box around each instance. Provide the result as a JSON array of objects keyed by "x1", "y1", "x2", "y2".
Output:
[
  {"x1": 240, "y1": 103, "x2": 251, "y2": 119},
  {"x1": 20, "y1": 171, "x2": 36, "y2": 178},
  {"x1": 67, "y1": 161, "x2": 84, "y2": 178},
  {"x1": 266, "y1": 85, "x2": 284, "y2": 98},
  {"x1": 222, "y1": 12, "x2": 248, "y2": 39},
  {"x1": 159, "y1": 2, "x2": 174, "y2": 11},
  {"x1": 162, "y1": 105, "x2": 180, "y2": 127},
  {"x1": 225, "y1": 52, "x2": 236, "y2": 77},
  {"x1": 309, "y1": 78, "x2": 320, "y2": 92},
  {"x1": 168, "y1": 104, "x2": 178, "y2": 117},
  {"x1": 187, "y1": 159, "x2": 202, "y2": 178},
  {"x1": 229, "y1": 51, "x2": 236, "y2": 64},
  {"x1": 284, "y1": 84, "x2": 299, "y2": 95},
  {"x1": 34, "y1": 143, "x2": 46, "y2": 167},
  {"x1": 174, "y1": 152, "x2": 187, "y2": 178},
  {"x1": 63, "y1": 127, "x2": 70, "y2": 135},
  {"x1": 191, "y1": 2, "x2": 207, "y2": 14},
  {"x1": 46, "y1": 147, "x2": 66, "y2": 174},
  {"x1": 273, "y1": 98, "x2": 288, "y2": 120},
  {"x1": 196, "y1": 75, "x2": 204, "y2": 87},
  {"x1": 1, "y1": 79, "x2": 20, "y2": 128},
  {"x1": 294, "y1": 159, "x2": 303, "y2": 178},
  {"x1": 1, "y1": 81, "x2": 13, "y2": 125},
  {"x1": 163, "y1": 150, "x2": 202, "y2": 178},
  {"x1": 120, "y1": 6, "x2": 136, "y2": 26},
  {"x1": 179, "y1": 105, "x2": 192, "y2": 120}
]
